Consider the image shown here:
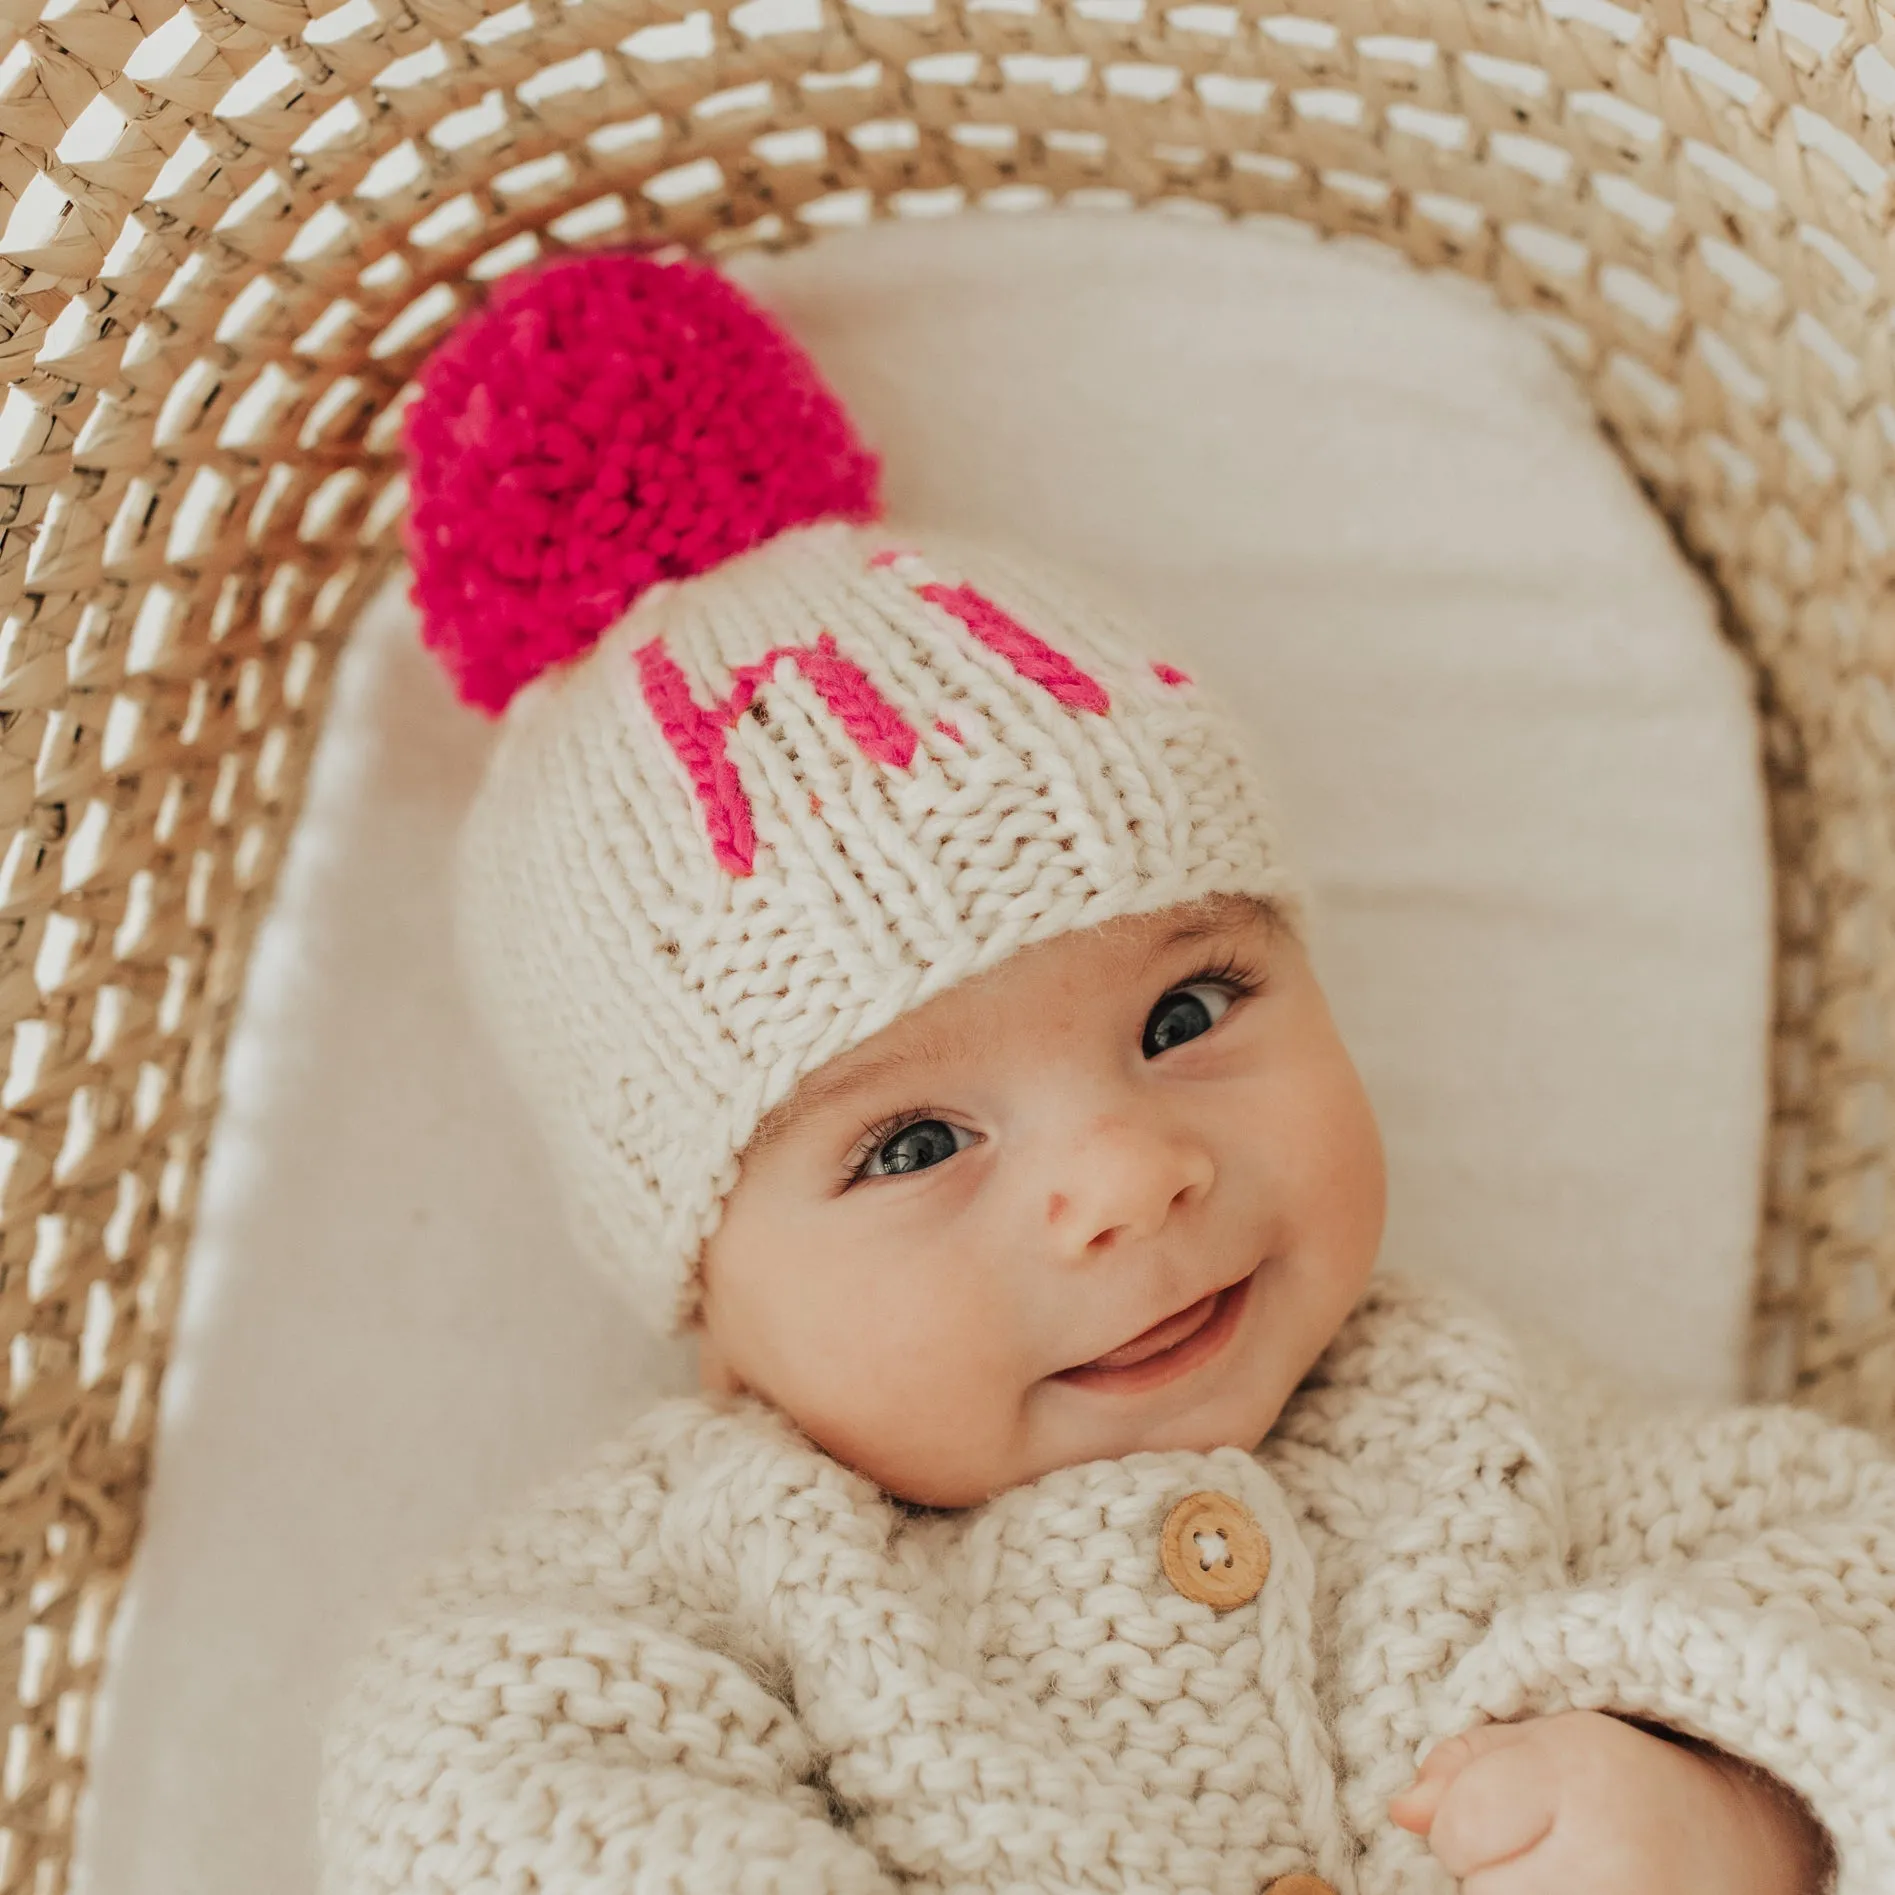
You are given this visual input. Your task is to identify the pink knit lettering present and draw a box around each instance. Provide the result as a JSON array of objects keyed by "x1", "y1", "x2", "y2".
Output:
[
  {"x1": 1152, "y1": 662, "x2": 1192, "y2": 687},
  {"x1": 915, "y1": 583, "x2": 1111, "y2": 714},
  {"x1": 873, "y1": 548, "x2": 1114, "y2": 714},
  {"x1": 637, "y1": 569, "x2": 1116, "y2": 874},
  {"x1": 633, "y1": 631, "x2": 918, "y2": 876}
]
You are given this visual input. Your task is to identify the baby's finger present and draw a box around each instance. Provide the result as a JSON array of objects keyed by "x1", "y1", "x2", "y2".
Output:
[
  {"x1": 1423, "y1": 1722, "x2": 1539, "y2": 1781},
  {"x1": 1424, "y1": 1730, "x2": 1559, "y2": 1881},
  {"x1": 1387, "y1": 1778, "x2": 1443, "y2": 1836},
  {"x1": 1390, "y1": 1723, "x2": 1537, "y2": 1837}
]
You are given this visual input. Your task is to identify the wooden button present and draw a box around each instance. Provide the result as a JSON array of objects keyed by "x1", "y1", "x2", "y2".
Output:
[
  {"x1": 1159, "y1": 1491, "x2": 1270, "y2": 1609},
  {"x1": 1263, "y1": 1878, "x2": 1338, "y2": 1895}
]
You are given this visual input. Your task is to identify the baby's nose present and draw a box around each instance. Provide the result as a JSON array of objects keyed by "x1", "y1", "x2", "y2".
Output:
[{"x1": 1045, "y1": 1115, "x2": 1215, "y2": 1251}]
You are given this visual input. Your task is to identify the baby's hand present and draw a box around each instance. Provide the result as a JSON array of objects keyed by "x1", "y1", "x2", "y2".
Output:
[{"x1": 1388, "y1": 1709, "x2": 1833, "y2": 1894}]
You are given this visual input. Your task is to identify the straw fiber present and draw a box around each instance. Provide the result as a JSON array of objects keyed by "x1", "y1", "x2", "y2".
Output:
[{"x1": 0, "y1": 0, "x2": 1892, "y2": 1878}]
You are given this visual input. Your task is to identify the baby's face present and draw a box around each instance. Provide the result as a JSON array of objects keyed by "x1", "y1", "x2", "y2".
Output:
[{"x1": 694, "y1": 893, "x2": 1386, "y2": 1507}]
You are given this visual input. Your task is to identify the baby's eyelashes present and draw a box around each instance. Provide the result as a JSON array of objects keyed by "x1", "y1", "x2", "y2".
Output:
[{"x1": 841, "y1": 1111, "x2": 977, "y2": 1188}]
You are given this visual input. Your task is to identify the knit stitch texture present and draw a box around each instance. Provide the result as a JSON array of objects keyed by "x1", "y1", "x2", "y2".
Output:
[
  {"x1": 404, "y1": 252, "x2": 881, "y2": 714},
  {"x1": 318, "y1": 1276, "x2": 1895, "y2": 1893},
  {"x1": 454, "y1": 518, "x2": 1303, "y2": 1331}
]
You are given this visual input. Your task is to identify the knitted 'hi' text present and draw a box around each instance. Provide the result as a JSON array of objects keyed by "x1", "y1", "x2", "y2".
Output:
[{"x1": 632, "y1": 572, "x2": 1115, "y2": 876}]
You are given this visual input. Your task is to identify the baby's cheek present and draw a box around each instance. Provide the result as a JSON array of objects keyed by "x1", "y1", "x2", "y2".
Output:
[
  {"x1": 801, "y1": 1390, "x2": 1023, "y2": 1510},
  {"x1": 804, "y1": 1306, "x2": 1037, "y2": 1506},
  {"x1": 1302, "y1": 1063, "x2": 1387, "y2": 1271}
]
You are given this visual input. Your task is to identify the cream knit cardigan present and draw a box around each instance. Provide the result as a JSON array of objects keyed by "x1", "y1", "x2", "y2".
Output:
[{"x1": 318, "y1": 1277, "x2": 1895, "y2": 1893}]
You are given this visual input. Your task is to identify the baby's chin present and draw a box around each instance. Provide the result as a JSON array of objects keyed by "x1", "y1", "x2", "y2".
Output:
[
  {"x1": 1031, "y1": 1386, "x2": 1294, "y2": 1481},
  {"x1": 1005, "y1": 1321, "x2": 1307, "y2": 1487},
  {"x1": 829, "y1": 1389, "x2": 1296, "y2": 1511}
]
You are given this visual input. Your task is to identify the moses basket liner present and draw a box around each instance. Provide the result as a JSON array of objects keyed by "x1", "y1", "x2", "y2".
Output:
[{"x1": 1, "y1": 0, "x2": 1894, "y2": 1875}]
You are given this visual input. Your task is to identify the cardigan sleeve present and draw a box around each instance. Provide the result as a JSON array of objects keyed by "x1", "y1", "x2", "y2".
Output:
[
  {"x1": 316, "y1": 1418, "x2": 902, "y2": 1895},
  {"x1": 1437, "y1": 1357, "x2": 1895, "y2": 1895}
]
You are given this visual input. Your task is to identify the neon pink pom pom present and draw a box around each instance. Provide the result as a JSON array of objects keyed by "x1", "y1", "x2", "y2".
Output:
[{"x1": 403, "y1": 251, "x2": 884, "y2": 714}]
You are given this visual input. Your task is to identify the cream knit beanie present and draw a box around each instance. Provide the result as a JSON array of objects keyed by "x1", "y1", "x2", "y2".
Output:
[{"x1": 408, "y1": 249, "x2": 1305, "y2": 1334}]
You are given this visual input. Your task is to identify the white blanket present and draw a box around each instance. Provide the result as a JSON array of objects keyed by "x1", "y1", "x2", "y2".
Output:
[{"x1": 72, "y1": 207, "x2": 1771, "y2": 1895}]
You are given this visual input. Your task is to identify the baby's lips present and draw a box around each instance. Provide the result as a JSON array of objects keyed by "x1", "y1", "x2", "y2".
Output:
[{"x1": 1081, "y1": 1290, "x2": 1220, "y2": 1369}]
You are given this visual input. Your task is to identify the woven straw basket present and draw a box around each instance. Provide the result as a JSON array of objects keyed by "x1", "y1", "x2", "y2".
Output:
[{"x1": 2, "y1": 0, "x2": 1895, "y2": 1873}]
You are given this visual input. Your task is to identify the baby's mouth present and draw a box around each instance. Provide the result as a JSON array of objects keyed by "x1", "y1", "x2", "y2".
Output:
[
  {"x1": 1054, "y1": 1266, "x2": 1258, "y2": 1387},
  {"x1": 1084, "y1": 1292, "x2": 1223, "y2": 1369}
]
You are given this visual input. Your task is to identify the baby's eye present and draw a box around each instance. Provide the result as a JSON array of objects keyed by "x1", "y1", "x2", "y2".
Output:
[
  {"x1": 857, "y1": 1117, "x2": 975, "y2": 1181},
  {"x1": 1143, "y1": 981, "x2": 1237, "y2": 1057}
]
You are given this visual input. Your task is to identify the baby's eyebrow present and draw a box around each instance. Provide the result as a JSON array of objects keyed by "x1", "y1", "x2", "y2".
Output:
[
  {"x1": 741, "y1": 897, "x2": 1273, "y2": 1161},
  {"x1": 744, "y1": 1027, "x2": 973, "y2": 1159},
  {"x1": 1131, "y1": 896, "x2": 1272, "y2": 977},
  {"x1": 790, "y1": 1045, "x2": 922, "y2": 1119}
]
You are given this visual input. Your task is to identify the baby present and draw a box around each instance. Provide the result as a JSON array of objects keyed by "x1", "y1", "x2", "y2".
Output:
[{"x1": 319, "y1": 250, "x2": 1894, "y2": 1894}]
